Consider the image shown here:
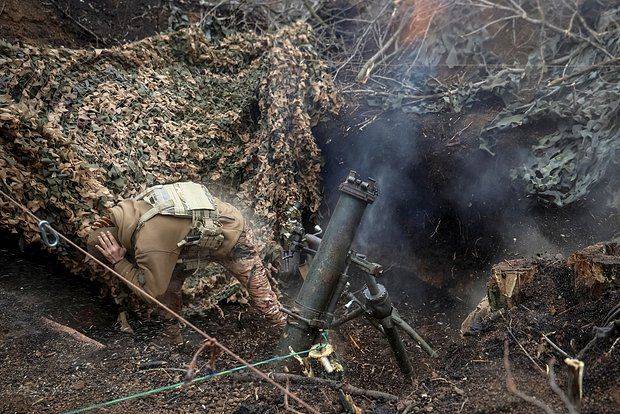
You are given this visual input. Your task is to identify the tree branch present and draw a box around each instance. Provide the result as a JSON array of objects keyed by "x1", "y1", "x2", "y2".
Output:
[{"x1": 234, "y1": 372, "x2": 400, "y2": 401}]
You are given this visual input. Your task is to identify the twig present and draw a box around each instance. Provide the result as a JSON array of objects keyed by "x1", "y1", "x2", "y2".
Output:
[
  {"x1": 447, "y1": 121, "x2": 473, "y2": 146},
  {"x1": 463, "y1": 14, "x2": 520, "y2": 36},
  {"x1": 468, "y1": 0, "x2": 613, "y2": 58},
  {"x1": 356, "y1": 6, "x2": 414, "y2": 83},
  {"x1": 141, "y1": 367, "x2": 190, "y2": 374},
  {"x1": 575, "y1": 10, "x2": 602, "y2": 42},
  {"x1": 548, "y1": 57, "x2": 620, "y2": 86},
  {"x1": 503, "y1": 336, "x2": 557, "y2": 414},
  {"x1": 40, "y1": 317, "x2": 105, "y2": 349},
  {"x1": 333, "y1": 1, "x2": 393, "y2": 81},
  {"x1": 507, "y1": 328, "x2": 545, "y2": 374},
  {"x1": 430, "y1": 219, "x2": 442, "y2": 238},
  {"x1": 0, "y1": 1, "x2": 6, "y2": 18},
  {"x1": 301, "y1": 0, "x2": 327, "y2": 26},
  {"x1": 605, "y1": 337, "x2": 619, "y2": 357},
  {"x1": 283, "y1": 374, "x2": 304, "y2": 414},
  {"x1": 547, "y1": 357, "x2": 579, "y2": 414},
  {"x1": 541, "y1": 333, "x2": 571, "y2": 359},
  {"x1": 410, "y1": 9, "x2": 438, "y2": 67},
  {"x1": 236, "y1": 372, "x2": 400, "y2": 401}
]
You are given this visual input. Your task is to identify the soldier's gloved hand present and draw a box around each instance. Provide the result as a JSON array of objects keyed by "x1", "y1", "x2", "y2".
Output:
[{"x1": 96, "y1": 231, "x2": 127, "y2": 265}]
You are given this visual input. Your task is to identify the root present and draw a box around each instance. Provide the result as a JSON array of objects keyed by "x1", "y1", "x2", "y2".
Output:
[{"x1": 503, "y1": 336, "x2": 556, "y2": 414}]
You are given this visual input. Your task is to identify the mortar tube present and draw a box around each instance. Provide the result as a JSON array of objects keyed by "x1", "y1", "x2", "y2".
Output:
[
  {"x1": 279, "y1": 171, "x2": 376, "y2": 354},
  {"x1": 324, "y1": 271, "x2": 349, "y2": 325}
]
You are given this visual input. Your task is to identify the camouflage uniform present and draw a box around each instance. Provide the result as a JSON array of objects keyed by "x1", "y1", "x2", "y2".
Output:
[
  {"x1": 160, "y1": 225, "x2": 285, "y2": 326},
  {"x1": 215, "y1": 227, "x2": 285, "y2": 325},
  {"x1": 88, "y1": 182, "x2": 285, "y2": 327}
]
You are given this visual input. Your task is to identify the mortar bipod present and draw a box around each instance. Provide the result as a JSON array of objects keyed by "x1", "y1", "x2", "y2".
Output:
[{"x1": 282, "y1": 248, "x2": 438, "y2": 378}]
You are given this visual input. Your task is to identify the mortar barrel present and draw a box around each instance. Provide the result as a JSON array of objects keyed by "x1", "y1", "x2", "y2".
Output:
[{"x1": 280, "y1": 171, "x2": 377, "y2": 353}]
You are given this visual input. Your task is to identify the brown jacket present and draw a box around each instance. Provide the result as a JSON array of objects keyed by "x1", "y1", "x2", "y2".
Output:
[{"x1": 110, "y1": 198, "x2": 244, "y2": 299}]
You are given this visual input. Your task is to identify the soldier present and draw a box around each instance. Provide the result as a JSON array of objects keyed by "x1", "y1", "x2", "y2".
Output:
[{"x1": 87, "y1": 182, "x2": 286, "y2": 343}]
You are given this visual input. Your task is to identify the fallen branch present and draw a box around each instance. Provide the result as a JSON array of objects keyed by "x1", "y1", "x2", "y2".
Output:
[
  {"x1": 503, "y1": 336, "x2": 556, "y2": 414},
  {"x1": 548, "y1": 57, "x2": 620, "y2": 87},
  {"x1": 235, "y1": 372, "x2": 399, "y2": 401},
  {"x1": 40, "y1": 317, "x2": 105, "y2": 349}
]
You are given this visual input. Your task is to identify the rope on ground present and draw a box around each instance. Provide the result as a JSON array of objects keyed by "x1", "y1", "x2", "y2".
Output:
[
  {"x1": 63, "y1": 349, "x2": 313, "y2": 414},
  {"x1": 0, "y1": 187, "x2": 320, "y2": 414}
]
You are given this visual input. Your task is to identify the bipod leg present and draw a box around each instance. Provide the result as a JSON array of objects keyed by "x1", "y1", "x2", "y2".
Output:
[
  {"x1": 392, "y1": 310, "x2": 438, "y2": 358},
  {"x1": 381, "y1": 317, "x2": 413, "y2": 377},
  {"x1": 350, "y1": 290, "x2": 413, "y2": 378}
]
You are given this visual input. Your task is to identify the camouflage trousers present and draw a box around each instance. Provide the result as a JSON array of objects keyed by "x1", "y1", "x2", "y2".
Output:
[{"x1": 157, "y1": 227, "x2": 286, "y2": 327}]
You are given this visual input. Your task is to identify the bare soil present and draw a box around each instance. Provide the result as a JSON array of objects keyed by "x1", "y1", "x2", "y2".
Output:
[
  {"x1": 0, "y1": 241, "x2": 618, "y2": 414},
  {"x1": 0, "y1": 0, "x2": 176, "y2": 48}
]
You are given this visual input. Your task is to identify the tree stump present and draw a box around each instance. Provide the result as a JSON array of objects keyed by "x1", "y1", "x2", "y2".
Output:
[
  {"x1": 487, "y1": 259, "x2": 538, "y2": 311},
  {"x1": 567, "y1": 242, "x2": 619, "y2": 297}
]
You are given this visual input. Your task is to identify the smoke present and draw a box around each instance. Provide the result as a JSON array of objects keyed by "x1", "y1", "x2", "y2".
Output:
[
  {"x1": 317, "y1": 114, "x2": 425, "y2": 257},
  {"x1": 314, "y1": 109, "x2": 619, "y2": 306}
]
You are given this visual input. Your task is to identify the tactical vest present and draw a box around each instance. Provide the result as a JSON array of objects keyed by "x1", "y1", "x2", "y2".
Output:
[{"x1": 132, "y1": 182, "x2": 224, "y2": 252}]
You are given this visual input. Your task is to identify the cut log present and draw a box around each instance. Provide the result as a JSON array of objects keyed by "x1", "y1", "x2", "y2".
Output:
[
  {"x1": 487, "y1": 259, "x2": 538, "y2": 311},
  {"x1": 40, "y1": 317, "x2": 105, "y2": 349},
  {"x1": 564, "y1": 358, "x2": 584, "y2": 411},
  {"x1": 567, "y1": 242, "x2": 619, "y2": 297}
]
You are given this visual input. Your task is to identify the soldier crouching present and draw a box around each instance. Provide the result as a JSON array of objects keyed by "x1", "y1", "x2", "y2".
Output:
[{"x1": 86, "y1": 182, "x2": 286, "y2": 344}]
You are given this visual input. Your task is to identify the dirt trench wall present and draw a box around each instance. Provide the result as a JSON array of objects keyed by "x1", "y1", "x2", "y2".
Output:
[{"x1": 0, "y1": 24, "x2": 339, "y2": 308}]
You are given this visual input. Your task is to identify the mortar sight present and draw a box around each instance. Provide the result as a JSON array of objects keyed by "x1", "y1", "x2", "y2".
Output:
[{"x1": 339, "y1": 170, "x2": 378, "y2": 202}]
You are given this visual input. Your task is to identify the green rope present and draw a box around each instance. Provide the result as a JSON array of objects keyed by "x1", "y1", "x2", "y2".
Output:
[{"x1": 63, "y1": 349, "x2": 312, "y2": 414}]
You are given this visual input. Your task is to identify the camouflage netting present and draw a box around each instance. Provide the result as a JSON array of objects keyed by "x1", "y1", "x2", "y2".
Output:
[{"x1": 0, "y1": 23, "x2": 339, "y2": 312}]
